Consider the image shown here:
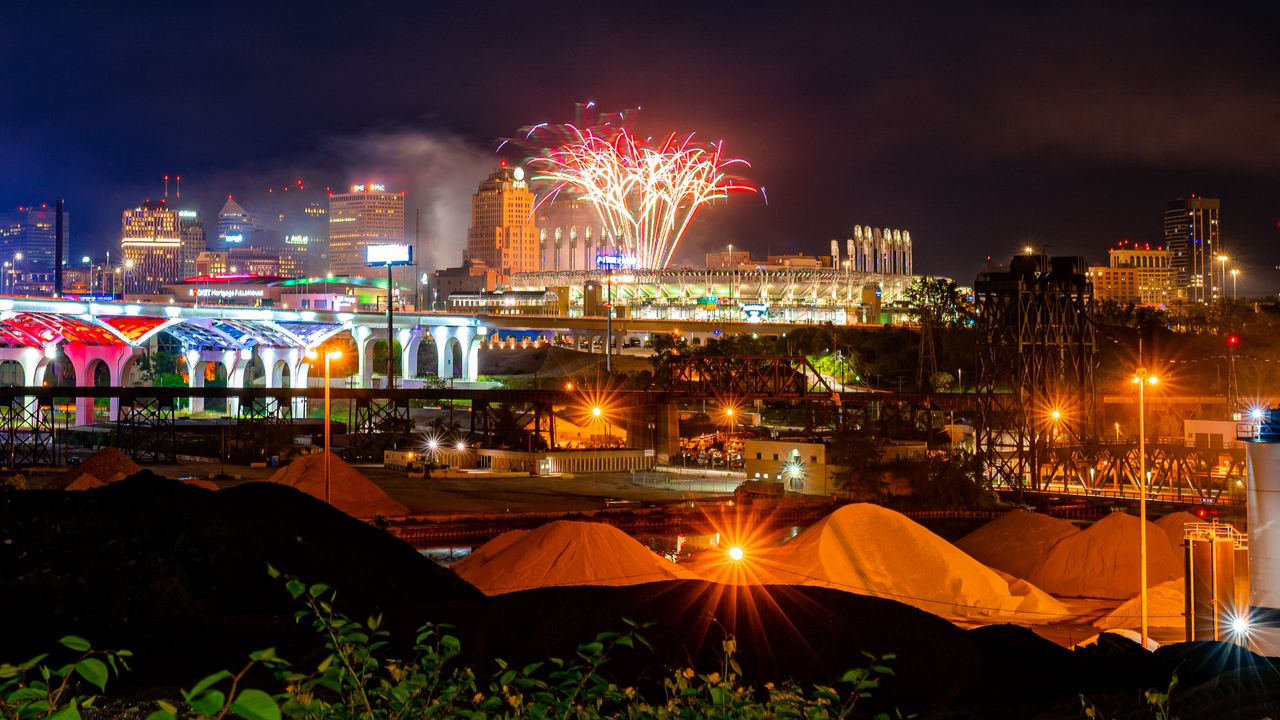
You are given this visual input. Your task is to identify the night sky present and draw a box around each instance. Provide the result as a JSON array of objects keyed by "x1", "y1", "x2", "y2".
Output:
[{"x1": 3, "y1": 1, "x2": 1279, "y2": 293}]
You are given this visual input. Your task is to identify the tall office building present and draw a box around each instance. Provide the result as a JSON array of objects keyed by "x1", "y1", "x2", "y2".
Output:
[
  {"x1": 121, "y1": 199, "x2": 181, "y2": 293},
  {"x1": 177, "y1": 209, "x2": 206, "y2": 280},
  {"x1": 327, "y1": 183, "x2": 405, "y2": 277},
  {"x1": 0, "y1": 203, "x2": 69, "y2": 292},
  {"x1": 465, "y1": 164, "x2": 539, "y2": 277},
  {"x1": 1164, "y1": 196, "x2": 1220, "y2": 303},
  {"x1": 215, "y1": 196, "x2": 261, "y2": 251}
]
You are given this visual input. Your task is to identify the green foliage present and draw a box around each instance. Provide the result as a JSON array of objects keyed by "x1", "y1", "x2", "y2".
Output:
[
  {"x1": 898, "y1": 453, "x2": 991, "y2": 508},
  {"x1": 829, "y1": 427, "x2": 886, "y2": 499},
  {"x1": 902, "y1": 277, "x2": 970, "y2": 328},
  {"x1": 0, "y1": 635, "x2": 131, "y2": 719}
]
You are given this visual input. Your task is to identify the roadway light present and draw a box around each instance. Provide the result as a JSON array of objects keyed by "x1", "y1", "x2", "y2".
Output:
[
  {"x1": 592, "y1": 406, "x2": 603, "y2": 418},
  {"x1": 728, "y1": 546, "x2": 745, "y2": 562},
  {"x1": 455, "y1": 440, "x2": 467, "y2": 452},
  {"x1": 1132, "y1": 365, "x2": 1160, "y2": 648},
  {"x1": 1050, "y1": 409, "x2": 1062, "y2": 421},
  {"x1": 1023, "y1": 245, "x2": 1034, "y2": 255}
]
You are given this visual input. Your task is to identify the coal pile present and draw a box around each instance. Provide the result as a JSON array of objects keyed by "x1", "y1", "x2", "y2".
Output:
[
  {"x1": 0, "y1": 472, "x2": 478, "y2": 687},
  {"x1": 4, "y1": 478, "x2": 1279, "y2": 716}
]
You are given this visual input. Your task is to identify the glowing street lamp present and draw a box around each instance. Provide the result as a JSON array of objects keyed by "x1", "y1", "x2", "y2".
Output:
[
  {"x1": 1232, "y1": 267, "x2": 1240, "y2": 300},
  {"x1": 307, "y1": 348, "x2": 343, "y2": 504},
  {"x1": 1023, "y1": 245, "x2": 1035, "y2": 255},
  {"x1": 1217, "y1": 255, "x2": 1229, "y2": 301},
  {"x1": 728, "y1": 546, "x2": 745, "y2": 562},
  {"x1": 1132, "y1": 366, "x2": 1159, "y2": 647}
]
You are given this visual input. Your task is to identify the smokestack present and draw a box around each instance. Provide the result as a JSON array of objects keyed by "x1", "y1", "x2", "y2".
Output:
[{"x1": 54, "y1": 199, "x2": 64, "y2": 298}]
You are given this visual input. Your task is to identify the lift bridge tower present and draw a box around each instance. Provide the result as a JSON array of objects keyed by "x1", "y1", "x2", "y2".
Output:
[{"x1": 974, "y1": 254, "x2": 1097, "y2": 490}]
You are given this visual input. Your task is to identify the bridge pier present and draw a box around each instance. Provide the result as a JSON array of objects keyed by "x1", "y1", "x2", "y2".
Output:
[
  {"x1": 400, "y1": 327, "x2": 424, "y2": 381},
  {"x1": 63, "y1": 344, "x2": 133, "y2": 426}
]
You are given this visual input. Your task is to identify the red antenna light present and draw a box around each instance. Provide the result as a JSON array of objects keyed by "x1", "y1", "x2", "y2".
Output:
[{"x1": 1226, "y1": 334, "x2": 1241, "y2": 348}]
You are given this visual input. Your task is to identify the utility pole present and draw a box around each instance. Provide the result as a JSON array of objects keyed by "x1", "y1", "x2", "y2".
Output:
[{"x1": 387, "y1": 262, "x2": 395, "y2": 390}]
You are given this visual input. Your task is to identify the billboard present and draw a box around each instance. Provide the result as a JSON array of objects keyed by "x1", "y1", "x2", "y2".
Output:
[{"x1": 366, "y1": 244, "x2": 413, "y2": 266}]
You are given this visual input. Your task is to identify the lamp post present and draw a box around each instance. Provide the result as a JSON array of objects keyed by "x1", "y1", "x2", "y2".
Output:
[
  {"x1": 1132, "y1": 365, "x2": 1159, "y2": 648},
  {"x1": 724, "y1": 407, "x2": 736, "y2": 468},
  {"x1": 1232, "y1": 267, "x2": 1240, "y2": 300},
  {"x1": 308, "y1": 348, "x2": 343, "y2": 504},
  {"x1": 1216, "y1": 254, "x2": 1229, "y2": 303}
]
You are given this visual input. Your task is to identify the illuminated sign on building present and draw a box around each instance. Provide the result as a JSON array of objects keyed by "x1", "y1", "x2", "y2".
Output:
[
  {"x1": 351, "y1": 184, "x2": 387, "y2": 193},
  {"x1": 366, "y1": 244, "x2": 412, "y2": 266},
  {"x1": 224, "y1": 233, "x2": 244, "y2": 244},
  {"x1": 741, "y1": 303, "x2": 769, "y2": 321},
  {"x1": 286, "y1": 235, "x2": 310, "y2": 245},
  {"x1": 595, "y1": 254, "x2": 638, "y2": 268},
  {"x1": 191, "y1": 287, "x2": 266, "y2": 299},
  {"x1": 177, "y1": 210, "x2": 198, "y2": 218}
]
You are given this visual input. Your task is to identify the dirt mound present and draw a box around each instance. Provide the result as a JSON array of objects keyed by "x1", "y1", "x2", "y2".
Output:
[
  {"x1": 64, "y1": 474, "x2": 106, "y2": 491},
  {"x1": 454, "y1": 521, "x2": 697, "y2": 594},
  {"x1": 51, "y1": 447, "x2": 141, "y2": 489},
  {"x1": 1095, "y1": 580, "x2": 1185, "y2": 630},
  {"x1": 0, "y1": 471, "x2": 478, "y2": 690},
  {"x1": 955, "y1": 510, "x2": 1080, "y2": 579},
  {"x1": 183, "y1": 478, "x2": 220, "y2": 491},
  {"x1": 692, "y1": 503, "x2": 1070, "y2": 624},
  {"x1": 1155, "y1": 511, "x2": 1200, "y2": 556},
  {"x1": 1028, "y1": 512, "x2": 1182, "y2": 599},
  {"x1": 267, "y1": 450, "x2": 409, "y2": 519}
]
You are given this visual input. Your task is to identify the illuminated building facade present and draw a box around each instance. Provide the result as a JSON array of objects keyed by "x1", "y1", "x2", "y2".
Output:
[
  {"x1": 465, "y1": 165, "x2": 539, "y2": 277},
  {"x1": 0, "y1": 204, "x2": 69, "y2": 293},
  {"x1": 120, "y1": 200, "x2": 181, "y2": 293},
  {"x1": 536, "y1": 197, "x2": 609, "y2": 272},
  {"x1": 177, "y1": 209, "x2": 205, "y2": 280},
  {"x1": 1164, "y1": 196, "x2": 1220, "y2": 303},
  {"x1": 215, "y1": 196, "x2": 261, "y2": 251},
  {"x1": 1088, "y1": 241, "x2": 1173, "y2": 305},
  {"x1": 194, "y1": 251, "x2": 228, "y2": 276},
  {"x1": 327, "y1": 184, "x2": 405, "y2": 277}
]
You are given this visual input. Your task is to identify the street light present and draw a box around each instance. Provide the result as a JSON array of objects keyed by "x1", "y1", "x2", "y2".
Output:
[
  {"x1": 724, "y1": 407, "x2": 737, "y2": 468},
  {"x1": 1217, "y1": 255, "x2": 1229, "y2": 302},
  {"x1": 1232, "y1": 268, "x2": 1240, "y2": 300},
  {"x1": 1132, "y1": 366, "x2": 1160, "y2": 648},
  {"x1": 307, "y1": 348, "x2": 343, "y2": 505}
]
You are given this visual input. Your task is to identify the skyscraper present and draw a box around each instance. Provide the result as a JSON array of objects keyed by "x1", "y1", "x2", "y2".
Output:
[
  {"x1": 1163, "y1": 196, "x2": 1220, "y2": 303},
  {"x1": 0, "y1": 203, "x2": 69, "y2": 292},
  {"x1": 465, "y1": 164, "x2": 539, "y2": 277},
  {"x1": 177, "y1": 209, "x2": 206, "y2": 280},
  {"x1": 121, "y1": 199, "x2": 181, "y2": 293},
  {"x1": 215, "y1": 196, "x2": 261, "y2": 251},
  {"x1": 327, "y1": 184, "x2": 405, "y2": 277}
]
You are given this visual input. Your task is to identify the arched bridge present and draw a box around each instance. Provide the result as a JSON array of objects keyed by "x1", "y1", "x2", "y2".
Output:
[{"x1": 0, "y1": 297, "x2": 487, "y2": 425}]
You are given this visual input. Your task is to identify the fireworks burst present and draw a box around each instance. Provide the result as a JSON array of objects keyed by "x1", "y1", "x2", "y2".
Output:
[{"x1": 530, "y1": 126, "x2": 756, "y2": 270}]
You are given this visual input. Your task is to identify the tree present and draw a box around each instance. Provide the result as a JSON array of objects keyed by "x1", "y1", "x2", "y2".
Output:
[
  {"x1": 829, "y1": 427, "x2": 886, "y2": 499},
  {"x1": 903, "y1": 277, "x2": 970, "y2": 328}
]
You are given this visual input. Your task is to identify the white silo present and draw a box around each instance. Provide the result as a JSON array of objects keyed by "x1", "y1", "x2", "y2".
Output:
[{"x1": 1245, "y1": 410, "x2": 1280, "y2": 655}]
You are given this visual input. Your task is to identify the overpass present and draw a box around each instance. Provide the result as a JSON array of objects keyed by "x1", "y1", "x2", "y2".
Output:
[{"x1": 474, "y1": 313, "x2": 904, "y2": 350}]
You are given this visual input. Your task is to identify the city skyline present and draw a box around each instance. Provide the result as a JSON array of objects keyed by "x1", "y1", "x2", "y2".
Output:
[{"x1": 3, "y1": 2, "x2": 1280, "y2": 294}]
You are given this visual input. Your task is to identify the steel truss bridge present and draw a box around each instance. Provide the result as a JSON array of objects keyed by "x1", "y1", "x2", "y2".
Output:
[{"x1": 0, "y1": 353, "x2": 1244, "y2": 508}]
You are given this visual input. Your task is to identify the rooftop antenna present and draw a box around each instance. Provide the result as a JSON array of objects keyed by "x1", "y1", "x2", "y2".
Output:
[
  {"x1": 176, "y1": 175, "x2": 182, "y2": 199},
  {"x1": 164, "y1": 175, "x2": 169, "y2": 199}
]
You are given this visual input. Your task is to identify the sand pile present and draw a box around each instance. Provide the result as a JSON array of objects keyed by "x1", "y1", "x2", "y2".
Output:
[
  {"x1": 1095, "y1": 580, "x2": 1185, "y2": 630},
  {"x1": 267, "y1": 450, "x2": 409, "y2": 519},
  {"x1": 454, "y1": 521, "x2": 698, "y2": 595},
  {"x1": 64, "y1": 474, "x2": 106, "y2": 491},
  {"x1": 1028, "y1": 512, "x2": 1181, "y2": 599},
  {"x1": 955, "y1": 510, "x2": 1080, "y2": 579},
  {"x1": 53, "y1": 447, "x2": 141, "y2": 489},
  {"x1": 693, "y1": 504, "x2": 1070, "y2": 624},
  {"x1": 1155, "y1": 511, "x2": 1199, "y2": 556}
]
